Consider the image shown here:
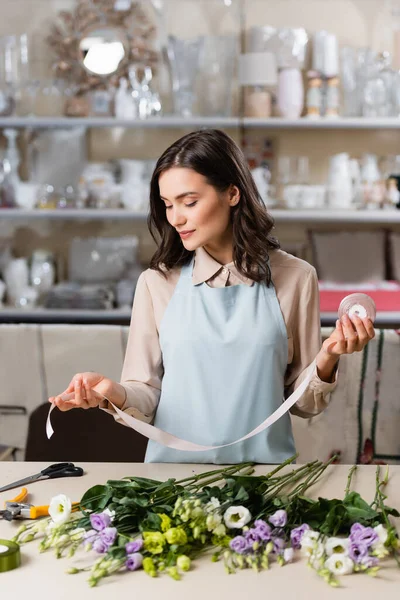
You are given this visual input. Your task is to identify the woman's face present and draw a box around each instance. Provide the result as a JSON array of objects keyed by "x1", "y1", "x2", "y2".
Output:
[{"x1": 159, "y1": 167, "x2": 239, "y2": 254}]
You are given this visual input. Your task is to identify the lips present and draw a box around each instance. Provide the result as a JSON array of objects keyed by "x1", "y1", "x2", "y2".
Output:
[{"x1": 178, "y1": 230, "x2": 195, "y2": 239}]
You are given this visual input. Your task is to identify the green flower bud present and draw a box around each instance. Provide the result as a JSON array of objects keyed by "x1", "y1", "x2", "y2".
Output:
[
  {"x1": 143, "y1": 531, "x2": 166, "y2": 555},
  {"x1": 193, "y1": 526, "x2": 202, "y2": 539},
  {"x1": 143, "y1": 557, "x2": 157, "y2": 577},
  {"x1": 159, "y1": 513, "x2": 172, "y2": 532},
  {"x1": 177, "y1": 555, "x2": 191, "y2": 572},
  {"x1": 164, "y1": 527, "x2": 188, "y2": 545},
  {"x1": 67, "y1": 567, "x2": 80, "y2": 574},
  {"x1": 168, "y1": 566, "x2": 181, "y2": 581},
  {"x1": 235, "y1": 554, "x2": 245, "y2": 569},
  {"x1": 265, "y1": 541, "x2": 274, "y2": 555}
]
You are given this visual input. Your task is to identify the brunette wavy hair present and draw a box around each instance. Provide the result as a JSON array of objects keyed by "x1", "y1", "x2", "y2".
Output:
[{"x1": 148, "y1": 129, "x2": 280, "y2": 285}]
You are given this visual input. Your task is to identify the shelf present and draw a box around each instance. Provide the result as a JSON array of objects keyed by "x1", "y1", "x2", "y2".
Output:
[
  {"x1": 1, "y1": 307, "x2": 398, "y2": 328},
  {"x1": 0, "y1": 308, "x2": 131, "y2": 324},
  {"x1": 269, "y1": 209, "x2": 400, "y2": 224},
  {"x1": 0, "y1": 116, "x2": 240, "y2": 129},
  {"x1": 0, "y1": 208, "x2": 148, "y2": 221},
  {"x1": 1, "y1": 208, "x2": 400, "y2": 224},
  {"x1": 1, "y1": 116, "x2": 400, "y2": 129},
  {"x1": 320, "y1": 312, "x2": 400, "y2": 329},
  {"x1": 242, "y1": 117, "x2": 400, "y2": 129}
]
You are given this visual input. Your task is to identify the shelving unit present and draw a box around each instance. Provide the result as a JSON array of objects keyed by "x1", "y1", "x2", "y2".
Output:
[{"x1": 1, "y1": 115, "x2": 399, "y2": 326}]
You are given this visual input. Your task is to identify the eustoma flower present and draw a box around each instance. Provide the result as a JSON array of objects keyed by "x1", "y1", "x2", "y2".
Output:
[{"x1": 48, "y1": 494, "x2": 72, "y2": 526}]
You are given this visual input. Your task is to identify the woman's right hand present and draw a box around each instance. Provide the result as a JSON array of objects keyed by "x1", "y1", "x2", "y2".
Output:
[{"x1": 49, "y1": 372, "x2": 113, "y2": 411}]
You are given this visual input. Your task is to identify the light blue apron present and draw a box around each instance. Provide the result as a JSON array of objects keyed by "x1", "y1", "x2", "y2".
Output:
[{"x1": 145, "y1": 258, "x2": 296, "y2": 464}]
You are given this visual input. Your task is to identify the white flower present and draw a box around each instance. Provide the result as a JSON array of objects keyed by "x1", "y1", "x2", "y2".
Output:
[
  {"x1": 213, "y1": 523, "x2": 227, "y2": 537},
  {"x1": 372, "y1": 524, "x2": 388, "y2": 547},
  {"x1": 205, "y1": 497, "x2": 220, "y2": 513},
  {"x1": 283, "y1": 548, "x2": 294, "y2": 563},
  {"x1": 325, "y1": 537, "x2": 350, "y2": 556},
  {"x1": 103, "y1": 508, "x2": 116, "y2": 521},
  {"x1": 371, "y1": 525, "x2": 389, "y2": 558},
  {"x1": 223, "y1": 506, "x2": 251, "y2": 529},
  {"x1": 300, "y1": 530, "x2": 322, "y2": 556},
  {"x1": 48, "y1": 494, "x2": 72, "y2": 526},
  {"x1": 206, "y1": 512, "x2": 222, "y2": 532},
  {"x1": 325, "y1": 553, "x2": 354, "y2": 576}
]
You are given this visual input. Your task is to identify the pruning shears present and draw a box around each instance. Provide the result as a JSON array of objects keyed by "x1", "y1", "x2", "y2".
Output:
[{"x1": 0, "y1": 487, "x2": 51, "y2": 521}]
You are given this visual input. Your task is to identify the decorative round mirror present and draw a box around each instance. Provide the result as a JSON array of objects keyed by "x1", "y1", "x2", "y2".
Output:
[
  {"x1": 79, "y1": 28, "x2": 127, "y2": 76},
  {"x1": 47, "y1": 0, "x2": 158, "y2": 95}
]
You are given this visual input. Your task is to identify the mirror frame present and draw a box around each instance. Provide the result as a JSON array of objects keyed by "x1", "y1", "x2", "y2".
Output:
[{"x1": 46, "y1": 0, "x2": 158, "y2": 95}]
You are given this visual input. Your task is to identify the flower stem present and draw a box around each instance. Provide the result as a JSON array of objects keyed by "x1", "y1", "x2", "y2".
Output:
[{"x1": 345, "y1": 465, "x2": 357, "y2": 496}]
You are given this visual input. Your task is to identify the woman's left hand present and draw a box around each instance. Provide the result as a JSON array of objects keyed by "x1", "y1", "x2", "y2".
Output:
[{"x1": 322, "y1": 313, "x2": 375, "y2": 356}]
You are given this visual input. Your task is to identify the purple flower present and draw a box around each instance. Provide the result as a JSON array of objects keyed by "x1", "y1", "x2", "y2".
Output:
[
  {"x1": 350, "y1": 524, "x2": 378, "y2": 548},
  {"x1": 253, "y1": 520, "x2": 272, "y2": 541},
  {"x1": 290, "y1": 524, "x2": 310, "y2": 549},
  {"x1": 229, "y1": 535, "x2": 248, "y2": 554},
  {"x1": 126, "y1": 539, "x2": 143, "y2": 554},
  {"x1": 272, "y1": 535, "x2": 285, "y2": 555},
  {"x1": 90, "y1": 512, "x2": 111, "y2": 532},
  {"x1": 269, "y1": 510, "x2": 287, "y2": 528},
  {"x1": 244, "y1": 529, "x2": 261, "y2": 545},
  {"x1": 100, "y1": 526, "x2": 117, "y2": 547},
  {"x1": 93, "y1": 537, "x2": 109, "y2": 554},
  {"x1": 361, "y1": 554, "x2": 379, "y2": 568},
  {"x1": 83, "y1": 529, "x2": 98, "y2": 544},
  {"x1": 349, "y1": 541, "x2": 369, "y2": 564},
  {"x1": 125, "y1": 552, "x2": 143, "y2": 571}
]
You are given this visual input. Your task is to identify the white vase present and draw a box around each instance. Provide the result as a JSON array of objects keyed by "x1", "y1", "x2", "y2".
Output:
[{"x1": 277, "y1": 68, "x2": 304, "y2": 119}]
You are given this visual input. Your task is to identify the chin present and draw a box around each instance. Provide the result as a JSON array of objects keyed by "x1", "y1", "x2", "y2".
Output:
[{"x1": 181, "y1": 237, "x2": 201, "y2": 251}]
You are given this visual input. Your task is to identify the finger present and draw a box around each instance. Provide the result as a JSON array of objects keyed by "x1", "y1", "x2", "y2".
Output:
[
  {"x1": 74, "y1": 375, "x2": 90, "y2": 409},
  {"x1": 362, "y1": 317, "x2": 375, "y2": 339},
  {"x1": 53, "y1": 394, "x2": 79, "y2": 412},
  {"x1": 341, "y1": 314, "x2": 358, "y2": 353},
  {"x1": 63, "y1": 380, "x2": 76, "y2": 395},
  {"x1": 351, "y1": 315, "x2": 369, "y2": 349},
  {"x1": 325, "y1": 320, "x2": 346, "y2": 355},
  {"x1": 84, "y1": 378, "x2": 98, "y2": 408}
]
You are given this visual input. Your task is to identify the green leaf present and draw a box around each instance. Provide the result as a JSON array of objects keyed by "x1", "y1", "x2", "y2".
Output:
[
  {"x1": 124, "y1": 476, "x2": 163, "y2": 488},
  {"x1": 80, "y1": 485, "x2": 111, "y2": 511},
  {"x1": 344, "y1": 493, "x2": 379, "y2": 522},
  {"x1": 107, "y1": 479, "x2": 137, "y2": 489},
  {"x1": 140, "y1": 512, "x2": 162, "y2": 531},
  {"x1": 108, "y1": 547, "x2": 126, "y2": 560}
]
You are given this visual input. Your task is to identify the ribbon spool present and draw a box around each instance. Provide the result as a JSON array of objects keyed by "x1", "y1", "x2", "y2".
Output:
[
  {"x1": 338, "y1": 293, "x2": 376, "y2": 323},
  {"x1": 0, "y1": 539, "x2": 21, "y2": 572}
]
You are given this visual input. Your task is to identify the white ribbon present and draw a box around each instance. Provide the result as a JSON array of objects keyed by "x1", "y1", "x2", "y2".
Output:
[{"x1": 46, "y1": 360, "x2": 316, "y2": 452}]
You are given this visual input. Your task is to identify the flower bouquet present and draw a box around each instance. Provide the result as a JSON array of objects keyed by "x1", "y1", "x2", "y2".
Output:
[{"x1": 13, "y1": 456, "x2": 400, "y2": 588}]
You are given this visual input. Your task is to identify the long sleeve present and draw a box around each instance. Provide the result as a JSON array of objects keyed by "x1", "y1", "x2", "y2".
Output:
[
  {"x1": 100, "y1": 271, "x2": 163, "y2": 425},
  {"x1": 284, "y1": 267, "x2": 338, "y2": 418}
]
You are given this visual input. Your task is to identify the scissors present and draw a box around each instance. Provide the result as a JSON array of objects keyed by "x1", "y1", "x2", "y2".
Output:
[{"x1": 0, "y1": 462, "x2": 84, "y2": 494}]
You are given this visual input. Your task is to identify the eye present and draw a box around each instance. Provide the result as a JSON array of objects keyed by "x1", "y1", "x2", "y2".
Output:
[
  {"x1": 185, "y1": 201, "x2": 197, "y2": 207},
  {"x1": 165, "y1": 205, "x2": 172, "y2": 210}
]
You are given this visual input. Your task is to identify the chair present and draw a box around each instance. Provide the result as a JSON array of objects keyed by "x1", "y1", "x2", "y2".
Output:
[{"x1": 25, "y1": 404, "x2": 148, "y2": 462}]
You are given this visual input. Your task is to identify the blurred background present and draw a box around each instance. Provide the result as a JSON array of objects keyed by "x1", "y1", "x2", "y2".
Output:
[{"x1": 0, "y1": 0, "x2": 399, "y2": 464}]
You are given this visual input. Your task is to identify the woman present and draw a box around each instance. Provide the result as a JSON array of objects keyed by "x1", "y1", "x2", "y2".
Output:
[{"x1": 49, "y1": 129, "x2": 375, "y2": 464}]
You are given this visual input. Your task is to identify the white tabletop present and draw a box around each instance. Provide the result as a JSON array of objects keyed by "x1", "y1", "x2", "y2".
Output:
[{"x1": 1, "y1": 462, "x2": 400, "y2": 599}]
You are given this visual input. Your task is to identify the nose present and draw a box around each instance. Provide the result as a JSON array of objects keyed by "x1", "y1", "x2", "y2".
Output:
[{"x1": 168, "y1": 206, "x2": 187, "y2": 228}]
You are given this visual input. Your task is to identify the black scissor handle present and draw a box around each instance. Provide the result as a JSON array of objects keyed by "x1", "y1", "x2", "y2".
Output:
[{"x1": 41, "y1": 463, "x2": 83, "y2": 479}]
